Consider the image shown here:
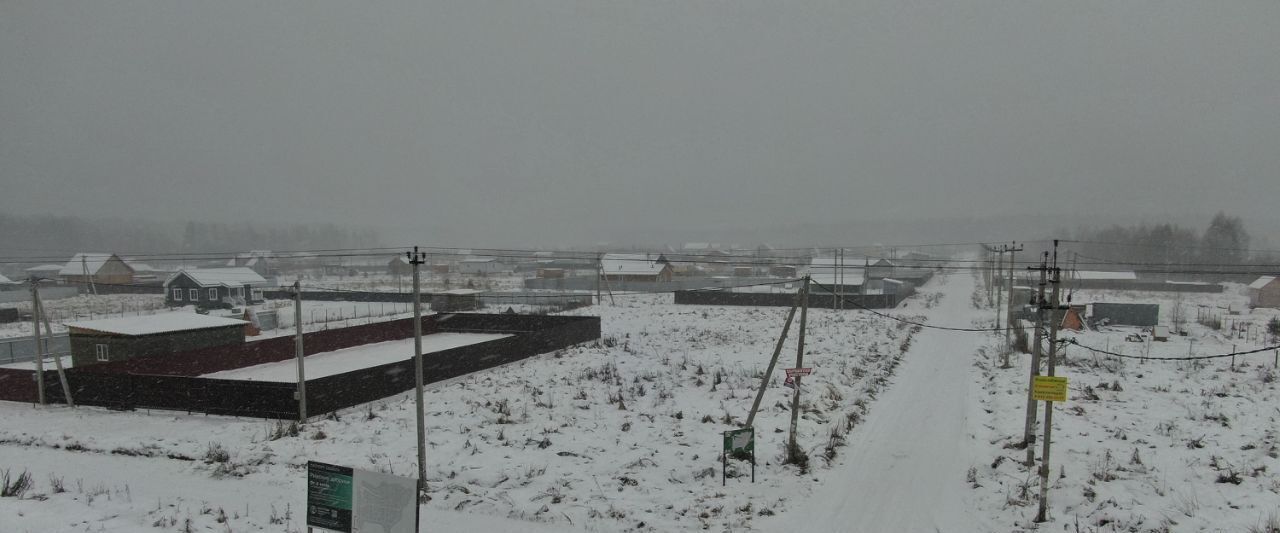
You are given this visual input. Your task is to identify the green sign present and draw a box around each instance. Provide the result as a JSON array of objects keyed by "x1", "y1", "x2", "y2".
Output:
[
  {"x1": 308, "y1": 461, "x2": 354, "y2": 532},
  {"x1": 723, "y1": 428, "x2": 754, "y2": 455}
]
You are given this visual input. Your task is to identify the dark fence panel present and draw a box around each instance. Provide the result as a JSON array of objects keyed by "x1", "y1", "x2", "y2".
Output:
[
  {"x1": 674, "y1": 290, "x2": 910, "y2": 309},
  {"x1": 92, "y1": 284, "x2": 166, "y2": 295},
  {"x1": 81, "y1": 316, "x2": 438, "y2": 376},
  {"x1": 306, "y1": 315, "x2": 600, "y2": 415},
  {"x1": 38, "y1": 372, "x2": 297, "y2": 419},
  {"x1": 4, "y1": 314, "x2": 600, "y2": 420}
]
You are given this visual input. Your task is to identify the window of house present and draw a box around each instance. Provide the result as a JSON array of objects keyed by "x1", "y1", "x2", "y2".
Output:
[
  {"x1": 234, "y1": 286, "x2": 243, "y2": 299},
  {"x1": 95, "y1": 344, "x2": 109, "y2": 362},
  {"x1": 189, "y1": 288, "x2": 199, "y2": 300},
  {"x1": 173, "y1": 288, "x2": 183, "y2": 301},
  {"x1": 252, "y1": 288, "x2": 263, "y2": 301},
  {"x1": 209, "y1": 288, "x2": 218, "y2": 300}
]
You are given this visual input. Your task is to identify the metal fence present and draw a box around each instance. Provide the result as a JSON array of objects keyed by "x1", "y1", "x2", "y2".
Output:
[{"x1": 0, "y1": 335, "x2": 71, "y2": 364}]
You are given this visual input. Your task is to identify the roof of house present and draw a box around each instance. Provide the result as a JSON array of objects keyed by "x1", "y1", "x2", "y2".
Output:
[
  {"x1": 1075, "y1": 270, "x2": 1138, "y2": 281},
  {"x1": 0, "y1": 272, "x2": 14, "y2": 284},
  {"x1": 165, "y1": 268, "x2": 269, "y2": 288},
  {"x1": 25, "y1": 264, "x2": 64, "y2": 272},
  {"x1": 65, "y1": 313, "x2": 248, "y2": 336},
  {"x1": 810, "y1": 271, "x2": 866, "y2": 286},
  {"x1": 1250, "y1": 276, "x2": 1277, "y2": 290},
  {"x1": 601, "y1": 253, "x2": 669, "y2": 276},
  {"x1": 58, "y1": 253, "x2": 131, "y2": 276}
]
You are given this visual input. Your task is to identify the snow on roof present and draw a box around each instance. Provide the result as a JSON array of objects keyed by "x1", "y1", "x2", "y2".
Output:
[
  {"x1": 58, "y1": 253, "x2": 129, "y2": 276},
  {"x1": 0, "y1": 272, "x2": 14, "y2": 284},
  {"x1": 165, "y1": 268, "x2": 268, "y2": 288},
  {"x1": 809, "y1": 271, "x2": 865, "y2": 286},
  {"x1": 601, "y1": 253, "x2": 668, "y2": 276},
  {"x1": 440, "y1": 289, "x2": 482, "y2": 295},
  {"x1": 461, "y1": 256, "x2": 496, "y2": 263},
  {"x1": 1250, "y1": 276, "x2": 1277, "y2": 290},
  {"x1": 65, "y1": 313, "x2": 248, "y2": 336},
  {"x1": 25, "y1": 264, "x2": 64, "y2": 272},
  {"x1": 1074, "y1": 270, "x2": 1137, "y2": 281},
  {"x1": 125, "y1": 261, "x2": 160, "y2": 272}
]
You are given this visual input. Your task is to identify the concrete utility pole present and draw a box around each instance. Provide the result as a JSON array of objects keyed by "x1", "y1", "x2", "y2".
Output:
[
  {"x1": 746, "y1": 298, "x2": 800, "y2": 427},
  {"x1": 1023, "y1": 251, "x2": 1049, "y2": 465},
  {"x1": 293, "y1": 280, "x2": 306, "y2": 421},
  {"x1": 1002, "y1": 242, "x2": 1023, "y2": 367},
  {"x1": 29, "y1": 280, "x2": 46, "y2": 405},
  {"x1": 1035, "y1": 245, "x2": 1062, "y2": 524},
  {"x1": 82, "y1": 255, "x2": 97, "y2": 296},
  {"x1": 35, "y1": 290, "x2": 73, "y2": 407},
  {"x1": 995, "y1": 246, "x2": 1004, "y2": 331},
  {"x1": 408, "y1": 247, "x2": 428, "y2": 501},
  {"x1": 786, "y1": 276, "x2": 810, "y2": 465}
]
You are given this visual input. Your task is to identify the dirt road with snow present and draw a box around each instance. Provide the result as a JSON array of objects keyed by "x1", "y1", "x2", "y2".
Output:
[{"x1": 760, "y1": 272, "x2": 991, "y2": 532}]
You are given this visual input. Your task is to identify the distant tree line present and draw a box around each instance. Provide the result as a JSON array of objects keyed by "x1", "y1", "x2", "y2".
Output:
[
  {"x1": 0, "y1": 213, "x2": 380, "y2": 261},
  {"x1": 1064, "y1": 211, "x2": 1263, "y2": 279}
]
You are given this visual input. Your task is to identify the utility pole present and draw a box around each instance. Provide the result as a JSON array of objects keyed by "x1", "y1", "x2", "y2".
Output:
[
  {"x1": 408, "y1": 247, "x2": 428, "y2": 501},
  {"x1": 1035, "y1": 242, "x2": 1062, "y2": 524},
  {"x1": 786, "y1": 276, "x2": 810, "y2": 464},
  {"x1": 995, "y1": 246, "x2": 1004, "y2": 331},
  {"x1": 1003, "y1": 242, "x2": 1023, "y2": 367},
  {"x1": 29, "y1": 280, "x2": 46, "y2": 405},
  {"x1": 746, "y1": 298, "x2": 800, "y2": 427},
  {"x1": 293, "y1": 280, "x2": 306, "y2": 421},
  {"x1": 1023, "y1": 251, "x2": 1049, "y2": 464},
  {"x1": 595, "y1": 253, "x2": 602, "y2": 305},
  {"x1": 34, "y1": 290, "x2": 73, "y2": 407}
]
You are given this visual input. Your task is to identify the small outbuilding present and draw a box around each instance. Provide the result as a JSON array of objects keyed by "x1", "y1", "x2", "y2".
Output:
[
  {"x1": 65, "y1": 314, "x2": 248, "y2": 367},
  {"x1": 1248, "y1": 276, "x2": 1280, "y2": 309},
  {"x1": 388, "y1": 256, "x2": 412, "y2": 276},
  {"x1": 600, "y1": 253, "x2": 673, "y2": 283},
  {"x1": 1090, "y1": 303, "x2": 1160, "y2": 327}
]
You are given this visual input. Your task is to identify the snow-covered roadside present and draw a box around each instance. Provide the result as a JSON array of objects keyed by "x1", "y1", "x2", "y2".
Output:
[
  {"x1": 969, "y1": 291, "x2": 1280, "y2": 530},
  {"x1": 0, "y1": 289, "x2": 922, "y2": 531},
  {"x1": 757, "y1": 268, "x2": 990, "y2": 532}
]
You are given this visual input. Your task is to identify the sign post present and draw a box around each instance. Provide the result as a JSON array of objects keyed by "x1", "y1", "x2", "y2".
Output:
[
  {"x1": 308, "y1": 461, "x2": 418, "y2": 533},
  {"x1": 722, "y1": 427, "x2": 755, "y2": 486}
]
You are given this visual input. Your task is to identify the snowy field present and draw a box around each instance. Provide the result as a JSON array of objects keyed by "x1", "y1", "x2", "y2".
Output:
[
  {"x1": 0, "y1": 275, "x2": 929, "y2": 531},
  {"x1": 3, "y1": 268, "x2": 1274, "y2": 532},
  {"x1": 202, "y1": 333, "x2": 512, "y2": 382},
  {"x1": 969, "y1": 277, "x2": 1280, "y2": 531}
]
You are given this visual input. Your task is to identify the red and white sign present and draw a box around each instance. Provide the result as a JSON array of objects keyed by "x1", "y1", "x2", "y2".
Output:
[{"x1": 784, "y1": 367, "x2": 813, "y2": 378}]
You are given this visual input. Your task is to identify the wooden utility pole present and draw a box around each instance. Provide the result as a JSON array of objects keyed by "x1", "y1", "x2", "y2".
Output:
[
  {"x1": 1035, "y1": 247, "x2": 1062, "y2": 523},
  {"x1": 786, "y1": 276, "x2": 810, "y2": 464},
  {"x1": 29, "y1": 281, "x2": 46, "y2": 405},
  {"x1": 1002, "y1": 243, "x2": 1023, "y2": 367},
  {"x1": 34, "y1": 290, "x2": 73, "y2": 407},
  {"x1": 1023, "y1": 252, "x2": 1048, "y2": 464},
  {"x1": 408, "y1": 247, "x2": 428, "y2": 500},
  {"x1": 746, "y1": 300, "x2": 799, "y2": 427},
  {"x1": 595, "y1": 253, "x2": 602, "y2": 305},
  {"x1": 293, "y1": 280, "x2": 306, "y2": 421}
]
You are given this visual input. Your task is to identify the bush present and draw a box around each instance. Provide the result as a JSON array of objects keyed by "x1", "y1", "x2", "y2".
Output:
[{"x1": 1, "y1": 469, "x2": 33, "y2": 498}]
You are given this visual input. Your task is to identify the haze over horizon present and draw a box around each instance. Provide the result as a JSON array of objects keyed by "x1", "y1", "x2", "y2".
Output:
[{"x1": 3, "y1": 1, "x2": 1278, "y2": 248}]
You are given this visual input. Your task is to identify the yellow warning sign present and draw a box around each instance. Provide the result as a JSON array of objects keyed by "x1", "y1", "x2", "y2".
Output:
[{"x1": 1032, "y1": 376, "x2": 1068, "y2": 402}]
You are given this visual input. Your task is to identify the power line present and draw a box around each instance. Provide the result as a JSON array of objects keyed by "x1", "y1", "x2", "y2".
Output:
[{"x1": 1062, "y1": 338, "x2": 1280, "y2": 361}]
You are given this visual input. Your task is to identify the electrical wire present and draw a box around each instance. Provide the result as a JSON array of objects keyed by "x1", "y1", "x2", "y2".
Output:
[{"x1": 1061, "y1": 338, "x2": 1280, "y2": 362}]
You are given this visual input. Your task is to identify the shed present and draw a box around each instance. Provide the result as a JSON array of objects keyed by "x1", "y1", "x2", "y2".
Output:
[
  {"x1": 65, "y1": 314, "x2": 247, "y2": 367},
  {"x1": 164, "y1": 268, "x2": 270, "y2": 309},
  {"x1": 1248, "y1": 276, "x2": 1280, "y2": 309},
  {"x1": 458, "y1": 257, "x2": 506, "y2": 275},
  {"x1": 867, "y1": 259, "x2": 896, "y2": 280},
  {"x1": 431, "y1": 289, "x2": 484, "y2": 312},
  {"x1": 24, "y1": 264, "x2": 64, "y2": 282},
  {"x1": 1090, "y1": 303, "x2": 1160, "y2": 327},
  {"x1": 1060, "y1": 305, "x2": 1086, "y2": 331}
]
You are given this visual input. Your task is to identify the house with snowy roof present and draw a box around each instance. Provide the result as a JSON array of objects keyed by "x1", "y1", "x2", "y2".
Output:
[
  {"x1": 59, "y1": 253, "x2": 136, "y2": 286},
  {"x1": 164, "y1": 268, "x2": 270, "y2": 309},
  {"x1": 600, "y1": 253, "x2": 673, "y2": 283},
  {"x1": 1248, "y1": 276, "x2": 1280, "y2": 309}
]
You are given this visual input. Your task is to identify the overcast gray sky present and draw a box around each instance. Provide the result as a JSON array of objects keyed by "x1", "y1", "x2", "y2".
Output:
[{"x1": 2, "y1": 1, "x2": 1277, "y2": 246}]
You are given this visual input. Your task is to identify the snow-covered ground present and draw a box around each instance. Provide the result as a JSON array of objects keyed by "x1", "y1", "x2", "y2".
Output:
[
  {"x1": 0, "y1": 275, "x2": 928, "y2": 531},
  {"x1": 971, "y1": 277, "x2": 1280, "y2": 531},
  {"x1": 3, "y1": 267, "x2": 1274, "y2": 532},
  {"x1": 202, "y1": 333, "x2": 512, "y2": 382}
]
